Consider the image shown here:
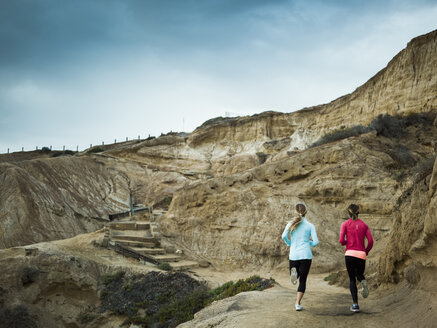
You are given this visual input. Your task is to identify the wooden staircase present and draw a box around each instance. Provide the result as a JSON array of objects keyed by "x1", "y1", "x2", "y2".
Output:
[{"x1": 103, "y1": 218, "x2": 198, "y2": 271}]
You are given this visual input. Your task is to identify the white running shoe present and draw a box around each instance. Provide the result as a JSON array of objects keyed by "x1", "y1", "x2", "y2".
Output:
[
  {"x1": 295, "y1": 304, "x2": 303, "y2": 311},
  {"x1": 290, "y1": 267, "x2": 298, "y2": 285},
  {"x1": 361, "y1": 280, "x2": 369, "y2": 298},
  {"x1": 350, "y1": 304, "x2": 360, "y2": 312}
]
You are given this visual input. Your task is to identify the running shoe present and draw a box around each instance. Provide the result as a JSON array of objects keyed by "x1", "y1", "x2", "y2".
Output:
[
  {"x1": 361, "y1": 280, "x2": 369, "y2": 298},
  {"x1": 350, "y1": 304, "x2": 360, "y2": 312},
  {"x1": 290, "y1": 267, "x2": 298, "y2": 285},
  {"x1": 295, "y1": 304, "x2": 303, "y2": 311}
]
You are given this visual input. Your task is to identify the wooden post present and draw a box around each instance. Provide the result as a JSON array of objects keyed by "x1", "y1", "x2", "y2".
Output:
[{"x1": 130, "y1": 192, "x2": 134, "y2": 217}]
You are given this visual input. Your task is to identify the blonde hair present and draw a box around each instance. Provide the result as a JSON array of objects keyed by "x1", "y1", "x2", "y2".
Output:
[{"x1": 289, "y1": 203, "x2": 307, "y2": 233}]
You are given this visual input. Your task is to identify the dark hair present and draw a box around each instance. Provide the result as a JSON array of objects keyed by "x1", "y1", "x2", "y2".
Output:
[{"x1": 347, "y1": 204, "x2": 359, "y2": 221}]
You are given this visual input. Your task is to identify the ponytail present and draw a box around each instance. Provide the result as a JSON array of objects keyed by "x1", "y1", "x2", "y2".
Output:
[
  {"x1": 289, "y1": 203, "x2": 307, "y2": 232},
  {"x1": 347, "y1": 204, "x2": 360, "y2": 221}
]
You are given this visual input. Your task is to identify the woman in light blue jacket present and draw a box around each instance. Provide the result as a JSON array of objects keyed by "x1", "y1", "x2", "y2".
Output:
[{"x1": 282, "y1": 203, "x2": 319, "y2": 311}]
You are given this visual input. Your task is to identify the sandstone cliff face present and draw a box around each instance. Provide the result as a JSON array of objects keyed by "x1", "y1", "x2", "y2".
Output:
[
  {"x1": 0, "y1": 154, "x2": 189, "y2": 248},
  {"x1": 378, "y1": 156, "x2": 437, "y2": 286}
]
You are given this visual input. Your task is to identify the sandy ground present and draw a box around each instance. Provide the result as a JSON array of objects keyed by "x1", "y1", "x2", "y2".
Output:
[
  {"x1": 182, "y1": 267, "x2": 432, "y2": 328},
  {"x1": 23, "y1": 231, "x2": 433, "y2": 328}
]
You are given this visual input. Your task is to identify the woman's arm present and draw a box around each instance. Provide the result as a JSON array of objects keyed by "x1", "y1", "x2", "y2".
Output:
[
  {"x1": 281, "y1": 222, "x2": 291, "y2": 246},
  {"x1": 339, "y1": 222, "x2": 347, "y2": 246},
  {"x1": 365, "y1": 227, "x2": 374, "y2": 254},
  {"x1": 310, "y1": 224, "x2": 319, "y2": 247}
]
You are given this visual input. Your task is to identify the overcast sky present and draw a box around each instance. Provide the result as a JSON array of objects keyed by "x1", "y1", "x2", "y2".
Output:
[{"x1": 0, "y1": 0, "x2": 436, "y2": 152}]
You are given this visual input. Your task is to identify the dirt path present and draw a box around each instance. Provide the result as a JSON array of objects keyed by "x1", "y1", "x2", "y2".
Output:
[
  {"x1": 34, "y1": 232, "x2": 429, "y2": 327},
  {"x1": 181, "y1": 269, "x2": 408, "y2": 328}
]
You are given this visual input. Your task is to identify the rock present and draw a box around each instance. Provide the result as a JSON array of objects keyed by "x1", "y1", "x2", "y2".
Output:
[
  {"x1": 198, "y1": 260, "x2": 210, "y2": 268},
  {"x1": 404, "y1": 264, "x2": 421, "y2": 285}
]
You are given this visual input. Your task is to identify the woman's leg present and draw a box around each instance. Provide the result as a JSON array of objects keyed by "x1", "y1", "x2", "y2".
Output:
[
  {"x1": 345, "y1": 256, "x2": 358, "y2": 304},
  {"x1": 355, "y1": 258, "x2": 369, "y2": 298},
  {"x1": 355, "y1": 258, "x2": 366, "y2": 282},
  {"x1": 296, "y1": 259, "x2": 312, "y2": 304}
]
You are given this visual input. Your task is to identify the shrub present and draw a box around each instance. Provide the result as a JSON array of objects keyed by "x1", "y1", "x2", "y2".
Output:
[
  {"x1": 101, "y1": 270, "x2": 125, "y2": 285},
  {"x1": 323, "y1": 272, "x2": 340, "y2": 285},
  {"x1": 51, "y1": 150, "x2": 75, "y2": 157},
  {"x1": 310, "y1": 112, "x2": 435, "y2": 149},
  {"x1": 86, "y1": 147, "x2": 104, "y2": 154},
  {"x1": 0, "y1": 305, "x2": 38, "y2": 328},
  {"x1": 98, "y1": 271, "x2": 275, "y2": 328},
  {"x1": 21, "y1": 267, "x2": 40, "y2": 286},
  {"x1": 206, "y1": 275, "x2": 274, "y2": 303},
  {"x1": 403, "y1": 112, "x2": 434, "y2": 127},
  {"x1": 77, "y1": 311, "x2": 98, "y2": 324},
  {"x1": 370, "y1": 114, "x2": 405, "y2": 138},
  {"x1": 199, "y1": 116, "x2": 236, "y2": 128},
  {"x1": 310, "y1": 125, "x2": 371, "y2": 148},
  {"x1": 387, "y1": 145, "x2": 416, "y2": 168},
  {"x1": 157, "y1": 262, "x2": 172, "y2": 271}
]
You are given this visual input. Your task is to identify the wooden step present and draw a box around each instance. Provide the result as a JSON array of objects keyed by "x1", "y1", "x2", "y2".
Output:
[
  {"x1": 109, "y1": 222, "x2": 151, "y2": 230},
  {"x1": 129, "y1": 247, "x2": 166, "y2": 255},
  {"x1": 111, "y1": 239, "x2": 157, "y2": 248},
  {"x1": 170, "y1": 260, "x2": 199, "y2": 271},
  {"x1": 151, "y1": 254, "x2": 182, "y2": 262},
  {"x1": 111, "y1": 235, "x2": 158, "y2": 243}
]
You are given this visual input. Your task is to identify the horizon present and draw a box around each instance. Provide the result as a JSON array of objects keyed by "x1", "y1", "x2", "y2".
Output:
[{"x1": 1, "y1": 0, "x2": 437, "y2": 153}]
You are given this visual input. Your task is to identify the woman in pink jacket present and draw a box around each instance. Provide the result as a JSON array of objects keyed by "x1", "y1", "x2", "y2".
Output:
[{"x1": 339, "y1": 204, "x2": 373, "y2": 313}]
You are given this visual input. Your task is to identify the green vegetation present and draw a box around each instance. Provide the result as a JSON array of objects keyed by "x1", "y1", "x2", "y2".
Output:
[
  {"x1": 77, "y1": 311, "x2": 98, "y2": 324},
  {"x1": 323, "y1": 272, "x2": 340, "y2": 285},
  {"x1": 310, "y1": 125, "x2": 371, "y2": 148},
  {"x1": 310, "y1": 112, "x2": 436, "y2": 148},
  {"x1": 86, "y1": 147, "x2": 104, "y2": 154},
  {"x1": 207, "y1": 275, "x2": 274, "y2": 302},
  {"x1": 97, "y1": 271, "x2": 275, "y2": 328},
  {"x1": 101, "y1": 270, "x2": 125, "y2": 285},
  {"x1": 157, "y1": 262, "x2": 172, "y2": 271}
]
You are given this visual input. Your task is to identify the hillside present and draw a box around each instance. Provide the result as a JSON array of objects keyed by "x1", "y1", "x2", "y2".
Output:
[{"x1": 0, "y1": 29, "x2": 436, "y2": 328}]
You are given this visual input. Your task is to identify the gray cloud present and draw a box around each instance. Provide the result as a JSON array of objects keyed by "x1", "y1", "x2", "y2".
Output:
[{"x1": 1, "y1": 0, "x2": 436, "y2": 152}]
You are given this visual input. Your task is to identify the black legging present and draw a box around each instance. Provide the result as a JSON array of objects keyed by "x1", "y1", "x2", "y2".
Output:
[
  {"x1": 345, "y1": 256, "x2": 366, "y2": 303},
  {"x1": 289, "y1": 259, "x2": 312, "y2": 293}
]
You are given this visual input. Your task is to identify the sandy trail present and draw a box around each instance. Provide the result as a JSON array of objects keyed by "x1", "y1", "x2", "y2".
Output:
[
  {"x1": 182, "y1": 268, "x2": 407, "y2": 328},
  {"x1": 33, "y1": 232, "x2": 426, "y2": 328}
]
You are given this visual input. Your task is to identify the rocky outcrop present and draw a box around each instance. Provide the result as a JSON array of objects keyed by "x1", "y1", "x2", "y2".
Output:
[
  {"x1": 160, "y1": 112, "x2": 437, "y2": 273},
  {"x1": 0, "y1": 154, "x2": 190, "y2": 248},
  {"x1": 378, "y1": 156, "x2": 437, "y2": 285}
]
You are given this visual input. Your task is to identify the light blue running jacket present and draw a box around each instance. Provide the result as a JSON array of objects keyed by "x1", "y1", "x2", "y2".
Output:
[{"x1": 282, "y1": 217, "x2": 319, "y2": 260}]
